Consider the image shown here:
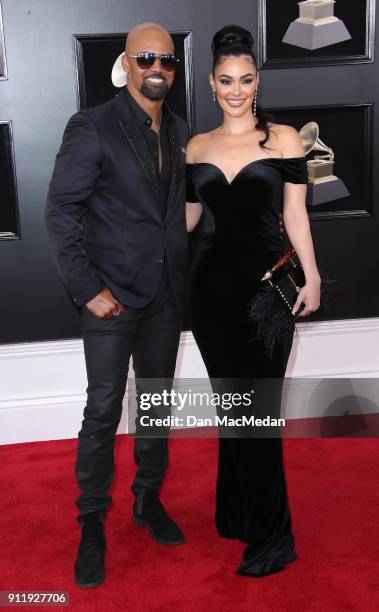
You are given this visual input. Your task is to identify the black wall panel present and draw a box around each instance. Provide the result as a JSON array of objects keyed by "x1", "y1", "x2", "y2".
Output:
[{"x1": 0, "y1": 0, "x2": 378, "y2": 344}]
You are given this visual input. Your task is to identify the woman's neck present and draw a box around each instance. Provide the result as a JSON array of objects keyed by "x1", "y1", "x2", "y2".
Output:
[{"x1": 219, "y1": 111, "x2": 258, "y2": 135}]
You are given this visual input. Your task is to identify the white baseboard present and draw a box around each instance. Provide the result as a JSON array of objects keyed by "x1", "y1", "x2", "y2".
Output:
[{"x1": 1, "y1": 318, "x2": 378, "y2": 445}]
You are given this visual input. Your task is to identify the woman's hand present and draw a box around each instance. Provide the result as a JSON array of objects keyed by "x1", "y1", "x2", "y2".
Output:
[
  {"x1": 292, "y1": 278, "x2": 321, "y2": 317},
  {"x1": 186, "y1": 202, "x2": 203, "y2": 232}
]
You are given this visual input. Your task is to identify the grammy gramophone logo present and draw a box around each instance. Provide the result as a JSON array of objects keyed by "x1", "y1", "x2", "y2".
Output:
[
  {"x1": 300, "y1": 121, "x2": 349, "y2": 207},
  {"x1": 283, "y1": 0, "x2": 351, "y2": 50}
]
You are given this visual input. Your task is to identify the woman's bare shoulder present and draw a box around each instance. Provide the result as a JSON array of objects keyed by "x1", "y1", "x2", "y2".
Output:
[
  {"x1": 268, "y1": 122, "x2": 305, "y2": 157},
  {"x1": 186, "y1": 131, "x2": 216, "y2": 163}
]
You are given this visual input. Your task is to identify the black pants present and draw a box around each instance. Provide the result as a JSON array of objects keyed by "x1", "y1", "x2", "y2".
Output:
[{"x1": 75, "y1": 266, "x2": 182, "y2": 516}]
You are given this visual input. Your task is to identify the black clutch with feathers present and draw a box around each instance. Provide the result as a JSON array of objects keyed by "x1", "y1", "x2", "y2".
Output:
[{"x1": 247, "y1": 249, "x2": 335, "y2": 357}]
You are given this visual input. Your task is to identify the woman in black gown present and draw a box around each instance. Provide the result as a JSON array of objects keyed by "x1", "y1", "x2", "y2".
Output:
[{"x1": 185, "y1": 25, "x2": 321, "y2": 577}]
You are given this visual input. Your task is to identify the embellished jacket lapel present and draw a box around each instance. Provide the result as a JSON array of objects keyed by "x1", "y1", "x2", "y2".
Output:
[
  {"x1": 165, "y1": 113, "x2": 182, "y2": 222},
  {"x1": 113, "y1": 90, "x2": 183, "y2": 219},
  {"x1": 114, "y1": 90, "x2": 162, "y2": 204}
]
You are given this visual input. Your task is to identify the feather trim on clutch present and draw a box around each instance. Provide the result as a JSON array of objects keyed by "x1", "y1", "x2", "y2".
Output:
[{"x1": 247, "y1": 249, "x2": 335, "y2": 358}]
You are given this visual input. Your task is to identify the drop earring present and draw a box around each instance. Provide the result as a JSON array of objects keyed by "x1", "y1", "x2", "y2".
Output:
[
  {"x1": 212, "y1": 90, "x2": 216, "y2": 102},
  {"x1": 253, "y1": 88, "x2": 258, "y2": 116}
]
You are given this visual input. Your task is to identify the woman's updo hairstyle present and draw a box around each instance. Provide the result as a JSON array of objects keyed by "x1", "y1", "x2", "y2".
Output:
[
  {"x1": 211, "y1": 25, "x2": 255, "y2": 69},
  {"x1": 211, "y1": 25, "x2": 276, "y2": 149}
]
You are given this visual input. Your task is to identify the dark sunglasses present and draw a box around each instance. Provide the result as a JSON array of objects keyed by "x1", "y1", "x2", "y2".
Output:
[{"x1": 127, "y1": 52, "x2": 179, "y2": 71}]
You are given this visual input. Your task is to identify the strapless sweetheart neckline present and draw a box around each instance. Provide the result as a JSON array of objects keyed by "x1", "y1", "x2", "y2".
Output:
[{"x1": 186, "y1": 156, "x2": 306, "y2": 186}]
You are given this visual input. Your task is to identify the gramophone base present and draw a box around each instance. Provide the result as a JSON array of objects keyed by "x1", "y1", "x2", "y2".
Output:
[
  {"x1": 283, "y1": 19, "x2": 351, "y2": 50},
  {"x1": 306, "y1": 178, "x2": 350, "y2": 207}
]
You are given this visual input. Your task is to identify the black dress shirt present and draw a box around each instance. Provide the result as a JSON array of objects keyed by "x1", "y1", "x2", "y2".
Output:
[{"x1": 124, "y1": 87, "x2": 172, "y2": 213}]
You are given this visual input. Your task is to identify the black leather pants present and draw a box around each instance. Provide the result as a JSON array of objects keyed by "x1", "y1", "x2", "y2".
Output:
[{"x1": 75, "y1": 266, "x2": 182, "y2": 516}]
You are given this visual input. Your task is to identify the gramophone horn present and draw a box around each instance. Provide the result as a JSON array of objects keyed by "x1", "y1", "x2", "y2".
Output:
[{"x1": 299, "y1": 122, "x2": 334, "y2": 159}]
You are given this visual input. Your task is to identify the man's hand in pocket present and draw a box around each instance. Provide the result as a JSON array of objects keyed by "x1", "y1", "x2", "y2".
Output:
[{"x1": 85, "y1": 288, "x2": 124, "y2": 319}]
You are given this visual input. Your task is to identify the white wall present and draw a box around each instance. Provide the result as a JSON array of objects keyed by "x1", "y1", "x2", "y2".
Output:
[{"x1": 1, "y1": 318, "x2": 378, "y2": 445}]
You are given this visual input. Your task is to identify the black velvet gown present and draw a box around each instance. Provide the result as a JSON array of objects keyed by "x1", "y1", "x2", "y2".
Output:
[{"x1": 186, "y1": 156, "x2": 309, "y2": 576}]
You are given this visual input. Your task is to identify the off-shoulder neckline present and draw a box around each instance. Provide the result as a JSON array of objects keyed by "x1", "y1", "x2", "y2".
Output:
[{"x1": 186, "y1": 157, "x2": 306, "y2": 186}]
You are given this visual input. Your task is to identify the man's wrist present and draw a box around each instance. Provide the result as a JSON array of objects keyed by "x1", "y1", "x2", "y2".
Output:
[{"x1": 70, "y1": 280, "x2": 106, "y2": 307}]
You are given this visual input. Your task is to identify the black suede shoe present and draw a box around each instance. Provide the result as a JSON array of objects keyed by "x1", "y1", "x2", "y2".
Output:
[
  {"x1": 133, "y1": 489, "x2": 184, "y2": 546},
  {"x1": 74, "y1": 511, "x2": 106, "y2": 588}
]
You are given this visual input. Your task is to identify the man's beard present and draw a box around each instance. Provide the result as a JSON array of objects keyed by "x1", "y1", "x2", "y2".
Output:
[{"x1": 140, "y1": 74, "x2": 169, "y2": 101}]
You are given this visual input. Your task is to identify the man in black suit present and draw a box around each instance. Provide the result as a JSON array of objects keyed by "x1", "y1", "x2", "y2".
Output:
[{"x1": 45, "y1": 22, "x2": 189, "y2": 588}]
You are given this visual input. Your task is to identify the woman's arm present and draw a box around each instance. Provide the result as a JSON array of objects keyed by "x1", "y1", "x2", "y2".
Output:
[
  {"x1": 283, "y1": 184, "x2": 321, "y2": 317},
  {"x1": 186, "y1": 202, "x2": 203, "y2": 232},
  {"x1": 185, "y1": 134, "x2": 203, "y2": 232},
  {"x1": 280, "y1": 126, "x2": 321, "y2": 317}
]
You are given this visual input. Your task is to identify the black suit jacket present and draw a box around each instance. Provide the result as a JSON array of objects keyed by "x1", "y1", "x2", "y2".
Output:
[{"x1": 45, "y1": 87, "x2": 189, "y2": 310}]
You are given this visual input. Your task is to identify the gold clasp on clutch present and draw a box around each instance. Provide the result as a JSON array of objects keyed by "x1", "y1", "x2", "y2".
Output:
[
  {"x1": 261, "y1": 270, "x2": 273, "y2": 282},
  {"x1": 287, "y1": 273, "x2": 301, "y2": 292}
]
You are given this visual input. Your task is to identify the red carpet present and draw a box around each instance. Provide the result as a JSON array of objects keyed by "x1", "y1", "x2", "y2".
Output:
[{"x1": 0, "y1": 437, "x2": 378, "y2": 611}]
